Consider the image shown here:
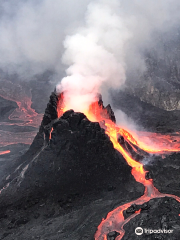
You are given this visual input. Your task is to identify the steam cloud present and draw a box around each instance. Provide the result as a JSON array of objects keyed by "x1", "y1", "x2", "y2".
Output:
[
  {"x1": 57, "y1": 0, "x2": 132, "y2": 111},
  {"x1": 0, "y1": 0, "x2": 180, "y2": 107},
  {"x1": 56, "y1": 0, "x2": 180, "y2": 111}
]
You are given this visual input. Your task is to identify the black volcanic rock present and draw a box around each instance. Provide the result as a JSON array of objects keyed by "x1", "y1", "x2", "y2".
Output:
[
  {"x1": 123, "y1": 202, "x2": 150, "y2": 220},
  {"x1": 107, "y1": 231, "x2": 120, "y2": 240},
  {"x1": 0, "y1": 96, "x2": 17, "y2": 122},
  {"x1": 117, "y1": 134, "x2": 149, "y2": 162},
  {"x1": 112, "y1": 91, "x2": 180, "y2": 133},
  {"x1": 0, "y1": 109, "x2": 142, "y2": 206},
  {"x1": 0, "y1": 91, "x2": 145, "y2": 240},
  {"x1": 122, "y1": 197, "x2": 180, "y2": 240},
  {"x1": 144, "y1": 152, "x2": 180, "y2": 197},
  {"x1": 97, "y1": 94, "x2": 116, "y2": 123},
  {"x1": 0, "y1": 91, "x2": 144, "y2": 212}
]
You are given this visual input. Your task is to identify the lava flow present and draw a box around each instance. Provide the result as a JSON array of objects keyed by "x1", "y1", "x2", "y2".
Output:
[
  {"x1": 0, "y1": 150, "x2": 10, "y2": 156},
  {"x1": 57, "y1": 95, "x2": 180, "y2": 240},
  {"x1": 123, "y1": 130, "x2": 180, "y2": 154},
  {"x1": 0, "y1": 80, "x2": 43, "y2": 128},
  {"x1": 91, "y1": 110, "x2": 180, "y2": 240},
  {"x1": 0, "y1": 80, "x2": 43, "y2": 147}
]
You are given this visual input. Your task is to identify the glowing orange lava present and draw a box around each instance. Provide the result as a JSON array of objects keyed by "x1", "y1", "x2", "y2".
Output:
[
  {"x1": 0, "y1": 80, "x2": 43, "y2": 148},
  {"x1": 0, "y1": 150, "x2": 10, "y2": 156},
  {"x1": 123, "y1": 130, "x2": 180, "y2": 154},
  {"x1": 49, "y1": 127, "x2": 54, "y2": 140},
  {"x1": 58, "y1": 97, "x2": 180, "y2": 240}
]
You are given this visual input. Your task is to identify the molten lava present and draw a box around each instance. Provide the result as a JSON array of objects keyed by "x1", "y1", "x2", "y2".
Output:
[
  {"x1": 0, "y1": 80, "x2": 43, "y2": 147},
  {"x1": 0, "y1": 150, "x2": 10, "y2": 156},
  {"x1": 0, "y1": 80, "x2": 43, "y2": 128},
  {"x1": 57, "y1": 95, "x2": 180, "y2": 240}
]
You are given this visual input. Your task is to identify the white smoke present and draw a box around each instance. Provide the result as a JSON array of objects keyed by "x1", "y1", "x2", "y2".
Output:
[
  {"x1": 0, "y1": 0, "x2": 180, "y2": 97},
  {"x1": 56, "y1": 0, "x2": 132, "y2": 111},
  {"x1": 56, "y1": 0, "x2": 180, "y2": 111},
  {"x1": 0, "y1": 0, "x2": 91, "y2": 79}
]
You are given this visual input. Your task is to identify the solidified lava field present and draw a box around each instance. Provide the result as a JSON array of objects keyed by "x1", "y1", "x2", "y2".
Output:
[{"x1": 0, "y1": 87, "x2": 179, "y2": 240}]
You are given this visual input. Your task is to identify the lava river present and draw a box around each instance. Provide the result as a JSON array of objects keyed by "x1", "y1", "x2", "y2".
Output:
[
  {"x1": 0, "y1": 80, "x2": 43, "y2": 149},
  {"x1": 58, "y1": 98, "x2": 180, "y2": 240}
]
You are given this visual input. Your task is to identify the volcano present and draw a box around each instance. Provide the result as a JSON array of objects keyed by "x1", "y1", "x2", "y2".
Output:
[{"x1": 0, "y1": 91, "x2": 180, "y2": 240}]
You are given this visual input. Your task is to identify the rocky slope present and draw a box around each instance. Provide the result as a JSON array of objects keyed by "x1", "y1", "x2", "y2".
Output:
[
  {"x1": 123, "y1": 29, "x2": 180, "y2": 111},
  {"x1": 126, "y1": 78, "x2": 180, "y2": 111}
]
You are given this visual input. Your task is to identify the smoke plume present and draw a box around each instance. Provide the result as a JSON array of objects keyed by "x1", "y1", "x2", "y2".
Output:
[
  {"x1": 57, "y1": 0, "x2": 132, "y2": 111},
  {"x1": 56, "y1": 0, "x2": 180, "y2": 111},
  {"x1": 0, "y1": 0, "x2": 180, "y2": 107}
]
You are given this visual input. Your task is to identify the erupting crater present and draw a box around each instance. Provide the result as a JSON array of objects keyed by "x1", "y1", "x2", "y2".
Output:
[
  {"x1": 55, "y1": 91, "x2": 180, "y2": 239},
  {"x1": 0, "y1": 90, "x2": 180, "y2": 240}
]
